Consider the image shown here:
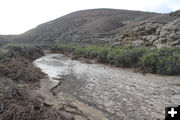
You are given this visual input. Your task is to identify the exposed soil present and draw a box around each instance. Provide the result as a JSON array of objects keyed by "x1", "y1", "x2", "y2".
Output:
[
  {"x1": 36, "y1": 77, "x2": 108, "y2": 120},
  {"x1": 0, "y1": 76, "x2": 64, "y2": 120},
  {"x1": 34, "y1": 54, "x2": 180, "y2": 120}
]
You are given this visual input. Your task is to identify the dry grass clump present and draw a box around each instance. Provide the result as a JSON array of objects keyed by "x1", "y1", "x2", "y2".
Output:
[
  {"x1": 4, "y1": 44, "x2": 44, "y2": 61},
  {"x1": 0, "y1": 57, "x2": 45, "y2": 82},
  {"x1": 0, "y1": 44, "x2": 45, "y2": 82},
  {"x1": 0, "y1": 87, "x2": 65, "y2": 120}
]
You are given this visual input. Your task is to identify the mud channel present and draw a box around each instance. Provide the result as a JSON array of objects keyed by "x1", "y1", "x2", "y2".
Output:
[{"x1": 34, "y1": 53, "x2": 180, "y2": 120}]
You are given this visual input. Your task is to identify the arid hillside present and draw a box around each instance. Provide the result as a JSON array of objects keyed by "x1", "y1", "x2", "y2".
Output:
[
  {"x1": 113, "y1": 10, "x2": 180, "y2": 48},
  {"x1": 12, "y1": 9, "x2": 159, "y2": 45},
  {"x1": 2, "y1": 9, "x2": 180, "y2": 48}
]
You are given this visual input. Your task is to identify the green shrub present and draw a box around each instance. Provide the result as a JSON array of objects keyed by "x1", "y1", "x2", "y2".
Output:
[
  {"x1": 75, "y1": 45, "x2": 102, "y2": 58},
  {"x1": 96, "y1": 47, "x2": 109, "y2": 63},
  {"x1": 4, "y1": 43, "x2": 25, "y2": 55},
  {"x1": 75, "y1": 47, "x2": 86, "y2": 55},
  {"x1": 3, "y1": 44, "x2": 43, "y2": 60},
  {"x1": 106, "y1": 48, "x2": 118, "y2": 64},
  {"x1": 140, "y1": 52, "x2": 159, "y2": 73},
  {"x1": 52, "y1": 44, "x2": 76, "y2": 53},
  {"x1": 141, "y1": 47, "x2": 180, "y2": 75},
  {"x1": 0, "y1": 49, "x2": 9, "y2": 59},
  {"x1": 88, "y1": 49, "x2": 99, "y2": 58},
  {"x1": 84, "y1": 46, "x2": 99, "y2": 58},
  {"x1": 109, "y1": 47, "x2": 151, "y2": 67}
]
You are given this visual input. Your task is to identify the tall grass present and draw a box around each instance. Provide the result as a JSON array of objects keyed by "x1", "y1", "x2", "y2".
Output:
[{"x1": 52, "y1": 44, "x2": 180, "y2": 75}]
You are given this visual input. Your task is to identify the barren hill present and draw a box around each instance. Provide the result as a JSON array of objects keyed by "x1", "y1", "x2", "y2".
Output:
[
  {"x1": 5, "y1": 8, "x2": 180, "y2": 48},
  {"x1": 13, "y1": 9, "x2": 159, "y2": 45}
]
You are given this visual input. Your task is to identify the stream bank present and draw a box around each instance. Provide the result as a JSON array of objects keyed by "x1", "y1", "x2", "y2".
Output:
[
  {"x1": 34, "y1": 54, "x2": 108, "y2": 120},
  {"x1": 34, "y1": 53, "x2": 180, "y2": 120}
]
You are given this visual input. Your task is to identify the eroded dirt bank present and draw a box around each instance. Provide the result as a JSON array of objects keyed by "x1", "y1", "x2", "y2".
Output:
[
  {"x1": 34, "y1": 54, "x2": 108, "y2": 120},
  {"x1": 34, "y1": 54, "x2": 180, "y2": 120}
]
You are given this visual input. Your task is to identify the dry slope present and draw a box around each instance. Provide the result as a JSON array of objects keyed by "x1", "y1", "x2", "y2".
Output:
[{"x1": 13, "y1": 9, "x2": 159, "y2": 45}]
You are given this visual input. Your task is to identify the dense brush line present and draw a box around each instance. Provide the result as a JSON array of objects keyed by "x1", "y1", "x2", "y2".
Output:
[{"x1": 52, "y1": 44, "x2": 180, "y2": 75}]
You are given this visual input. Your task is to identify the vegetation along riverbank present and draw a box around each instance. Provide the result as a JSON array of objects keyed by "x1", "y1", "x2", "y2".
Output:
[{"x1": 52, "y1": 44, "x2": 180, "y2": 75}]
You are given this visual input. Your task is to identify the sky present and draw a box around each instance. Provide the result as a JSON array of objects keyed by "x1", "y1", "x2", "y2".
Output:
[{"x1": 0, "y1": 0, "x2": 180, "y2": 35}]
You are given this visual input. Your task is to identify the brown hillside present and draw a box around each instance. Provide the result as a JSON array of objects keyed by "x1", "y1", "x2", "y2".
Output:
[{"x1": 13, "y1": 9, "x2": 159, "y2": 45}]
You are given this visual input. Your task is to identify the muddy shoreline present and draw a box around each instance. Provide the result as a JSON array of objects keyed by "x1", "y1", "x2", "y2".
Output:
[
  {"x1": 34, "y1": 54, "x2": 108, "y2": 120},
  {"x1": 34, "y1": 53, "x2": 180, "y2": 120}
]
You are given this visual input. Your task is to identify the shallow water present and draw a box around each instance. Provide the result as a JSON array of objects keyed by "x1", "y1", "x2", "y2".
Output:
[{"x1": 34, "y1": 53, "x2": 180, "y2": 120}]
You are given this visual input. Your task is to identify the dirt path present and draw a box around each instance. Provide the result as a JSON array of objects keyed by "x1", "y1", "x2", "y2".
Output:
[{"x1": 34, "y1": 54, "x2": 180, "y2": 120}]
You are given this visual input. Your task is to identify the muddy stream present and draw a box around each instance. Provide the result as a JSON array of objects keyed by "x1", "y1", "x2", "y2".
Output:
[{"x1": 34, "y1": 53, "x2": 180, "y2": 120}]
